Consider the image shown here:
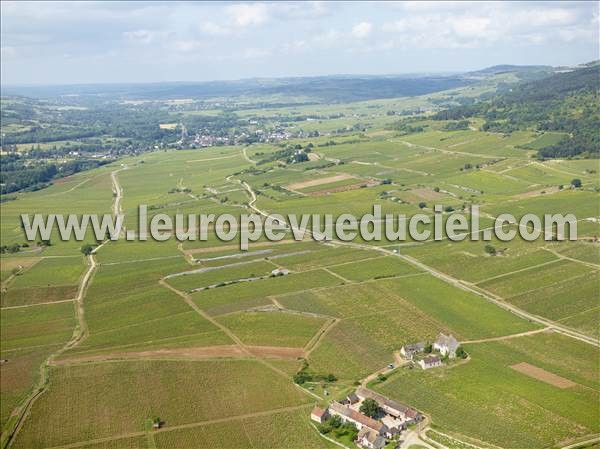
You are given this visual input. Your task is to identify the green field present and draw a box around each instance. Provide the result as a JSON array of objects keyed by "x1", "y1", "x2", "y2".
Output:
[
  {"x1": 520, "y1": 132, "x2": 567, "y2": 150},
  {"x1": 11, "y1": 360, "x2": 314, "y2": 448},
  {"x1": 216, "y1": 311, "x2": 327, "y2": 348},
  {"x1": 2, "y1": 67, "x2": 599, "y2": 449},
  {"x1": 192, "y1": 269, "x2": 343, "y2": 316},
  {"x1": 154, "y1": 409, "x2": 334, "y2": 449},
  {"x1": 327, "y1": 255, "x2": 422, "y2": 281},
  {"x1": 166, "y1": 260, "x2": 277, "y2": 292},
  {"x1": 0, "y1": 300, "x2": 77, "y2": 428},
  {"x1": 376, "y1": 333, "x2": 599, "y2": 449}
]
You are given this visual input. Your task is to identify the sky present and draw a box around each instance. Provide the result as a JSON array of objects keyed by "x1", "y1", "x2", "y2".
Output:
[{"x1": 1, "y1": 1, "x2": 598, "y2": 85}]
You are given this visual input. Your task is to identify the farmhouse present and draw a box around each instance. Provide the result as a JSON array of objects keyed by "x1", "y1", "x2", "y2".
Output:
[
  {"x1": 418, "y1": 355, "x2": 443, "y2": 370},
  {"x1": 400, "y1": 342, "x2": 425, "y2": 359},
  {"x1": 328, "y1": 402, "x2": 388, "y2": 435},
  {"x1": 311, "y1": 406, "x2": 328, "y2": 424},
  {"x1": 433, "y1": 333, "x2": 459, "y2": 358},
  {"x1": 356, "y1": 387, "x2": 422, "y2": 424},
  {"x1": 357, "y1": 427, "x2": 387, "y2": 449}
]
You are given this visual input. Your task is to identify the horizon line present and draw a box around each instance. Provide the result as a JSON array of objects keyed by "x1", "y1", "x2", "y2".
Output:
[{"x1": 0, "y1": 62, "x2": 571, "y2": 89}]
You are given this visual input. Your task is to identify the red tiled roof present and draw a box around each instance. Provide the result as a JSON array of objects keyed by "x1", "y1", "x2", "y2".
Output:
[
  {"x1": 330, "y1": 402, "x2": 385, "y2": 432},
  {"x1": 312, "y1": 406, "x2": 326, "y2": 418}
]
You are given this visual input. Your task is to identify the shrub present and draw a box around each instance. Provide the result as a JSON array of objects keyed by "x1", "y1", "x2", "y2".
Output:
[
  {"x1": 81, "y1": 244, "x2": 95, "y2": 256},
  {"x1": 484, "y1": 244, "x2": 497, "y2": 256},
  {"x1": 359, "y1": 398, "x2": 379, "y2": 418}
]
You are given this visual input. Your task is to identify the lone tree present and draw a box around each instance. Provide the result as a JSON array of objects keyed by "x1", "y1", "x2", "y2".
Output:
[
  {"x1": 81, "y1": 244, "x2": 95, "y2": 256},
  {"x1": 484, "y1": 244, "x2": 497, "y2": 256},
  {"x1": 571, "y1": 178, "x2": 582, "y2": 188},
  {"x1": 324, "y1": 373, "x2": 337, "y2": 382},
  {"x1": 359, "y1": 398, "x2": 379, "y2": 418}
]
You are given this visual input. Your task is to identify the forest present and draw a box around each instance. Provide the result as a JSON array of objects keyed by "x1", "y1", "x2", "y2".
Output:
[{"x1": 433, "y1": 64, "x2": 599, "y2": 158}]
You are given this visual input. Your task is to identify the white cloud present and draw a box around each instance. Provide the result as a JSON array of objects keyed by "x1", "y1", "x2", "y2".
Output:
[
  {"x1": 557, "y1": 27, "x2": 594, "y2": 43},
  {"x1": 450, "y1": 16, "x2": 491, "y2": 38},
  {"x1": 1, "y1": 1, "x2": 597, "y2": 84},
  {"x1": 381, "y1": 3, "x2": 592, "y2": 50},
  {"x1": 172, "y1": 39, "x2": 205, "y2": 53},
  {"x1": 525, "y1": 8, "x2": 577, "y2": 26},
  {"x1": 200, "y1": 22, "x2": 231, "y2": 36},
  {"x1": 522, "y1": 33, "x2": 545, "y2": 45},
  {"x1": 242, "y1": 47, "x2": 271, "y2": 59},
  {"x1": 312, "y1": 29, "x2": 344, "y2": 48},
  {"x1": 226, "y1": 3, "x2": 270, "y2": 27},
  {"x1": 352, "y1": 22, "x2": 372, "y2": 39},
  {"x1": 399, "y1": 1, "x2": 476, "y2": 13},
  {"x1": 123, "y1": 29, "x2": 166, "y2": 45},
  {"x1": 282, "y1": 40, "x2": 307, "y2": 54}
]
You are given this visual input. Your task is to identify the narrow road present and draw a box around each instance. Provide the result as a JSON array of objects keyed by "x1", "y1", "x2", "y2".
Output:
[
  {"x1": 159, "y1": 279, "x2": 251, "y2": 356},
  {"x1": 0, "y1": 258, "x2": 41, "y2": 290},
  {"x1": 303, "y1": 318, "x2": 340, "y2": 357},
  {"x1": 393, "y1": 253, "x2": 599, "y2": 347},
  {"x1": 110, "y1": 166, "x2": 127, "y2": 237},
  {"x1": 242, "y1": 147, "x2": 257, "y2": 164},
  {"x1": 560, "y1": 435, "x2": 600, "y2": 449},
  {"x1": 543, "y1": 247, "x2": 600, "y2": 270},
  {"x1": 321, "y1": 267, "x2": 352, "y2": 283},
  {"x1": 111, "y1": 168, "x2": 124, "y2": 218},
  {"x1": 237, "y1": 179, "x2": 599, "y2": 348},
  {"x1": 2, "y1": 168, "x2": 120, "y2": 449},
  {"x1": 460, "y1": 327, "x2": 550, "y2": 344},
  {"x1": 158, "y1": 278, "x2": 318, "y2": 399},
  {"x1": 2, "y1": 254, "x2": 97, "y2": 449},
  {"x1": 397, "y1": 139, "x2": 515, "y2": 160},
  {"x1": 1, "y1": 298, "x2": 76, "y2": 310}
]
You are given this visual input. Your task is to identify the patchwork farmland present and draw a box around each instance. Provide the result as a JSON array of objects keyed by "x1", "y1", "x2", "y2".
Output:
[{"x1": 1, "y1": 66, "x2": 599, "y2": 449}]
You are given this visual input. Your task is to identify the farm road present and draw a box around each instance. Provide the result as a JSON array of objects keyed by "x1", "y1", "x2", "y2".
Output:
[
  {"x1": 2, "y1": 253, "x2": 98, "y2": 449},
  {"x1": 460, "y1": 327, "x2": 551, "y2": 344},
  {"x1": 238, "y1": 178, "x2": 600, "y2": 348},
  {"x1": 242, "y1": 146, "x2": 258, "y2": 164}
]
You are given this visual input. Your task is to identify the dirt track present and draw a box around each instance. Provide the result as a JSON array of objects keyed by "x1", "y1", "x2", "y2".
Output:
[
  {"x1": 510, "y1": 362, "x2": 577, "y2": 388},
  {"x1": 53, "y1": 346, "x2": 247, "y2": 365},
  {"x1": 307, "y1": 180, "x2": 379, "y2": 196},
  {"x1": 239, "y1": 178, "x2": 600, "y2": 348},
  {"x1": 246, "y1": 346, "x2": 304, "y2": 359},
  {"x1": 52, "y1": 344, "x2": 305, "y2": 365},
  {"x1": 286, "y1": 173, "x2": 354, "y2": 190}
]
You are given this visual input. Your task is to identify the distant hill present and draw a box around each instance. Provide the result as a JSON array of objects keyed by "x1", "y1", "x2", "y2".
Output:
[
  {"x1": 434, "y1": 65, "x2": 600, "y2": 158},
  {"x1": 467, "y1": 64, "x2": 552, "y2": 77},
  {"x1": 1, "y1": 75, "x2": 474, "y2": 104}
]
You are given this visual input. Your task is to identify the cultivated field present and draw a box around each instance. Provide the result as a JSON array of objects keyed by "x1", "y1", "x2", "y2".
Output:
[
  {"x1": 1, "y1": 77, "x2": 598, "y2": 449},
  {"x1": 376, "y1": 332, "x2": 599, "y2": 449},
  {"x1": 11, "y1": 360, "x2": 313, "y2": 448}
]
